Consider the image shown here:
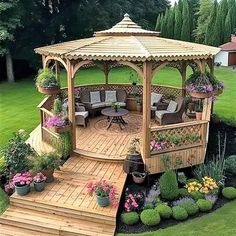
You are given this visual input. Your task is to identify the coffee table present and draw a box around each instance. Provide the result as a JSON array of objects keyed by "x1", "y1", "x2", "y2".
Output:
[{"x1": 101, "y1": 108, "x2": 129, "y2": 130}]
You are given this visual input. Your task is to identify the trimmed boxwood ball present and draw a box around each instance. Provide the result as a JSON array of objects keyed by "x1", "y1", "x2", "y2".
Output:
[
  {"x1": 155, "y1": 204, "x2": 172, "y2": 219},
  {"x1": 121, "y1": 212, "x2": 139, "y2": 225},
  {"x1": 140, "y1": 209, "x2": 161, "y2": 226},
  {"x1": 197, "y1": 199, "x2": 213, "y2": 212},
  {"x1": 172, "y1": 206, "x2": 188, "y2": 221},
  {"x1": 160, "y1": 170, "x2": 179, "y2": 200},
  {"x1": 178, "y1": 188, "x2": 191, "y2": 198},
  {"x1": 180, "y1": 202, "x2": 199, "y2": 216},
  {"x1": 222, "y1": 187, "x2": 236, "y2": 200},
  {"x1": 190, "y1": 191, "x2": 204, "y2": 201}
]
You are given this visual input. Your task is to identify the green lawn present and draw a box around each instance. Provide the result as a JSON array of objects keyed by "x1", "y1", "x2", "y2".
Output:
[
  {"x1": 0, "y1": 188, "x2": 9, "y2": 215},
  {"x1": 0, "y1": 66, "x2": 235, "y2": 148},
  {"x1": 117, "y1": 200, "x2": 236, "y2": 236}
]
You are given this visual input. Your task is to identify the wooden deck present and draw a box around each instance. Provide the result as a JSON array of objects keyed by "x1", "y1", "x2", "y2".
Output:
[
  {"x1": 0, "y1": 129, "x2": 127, "y2": 235},
  {"x1": 76, "y1": 112, "x2": 143, "y2": 161}
]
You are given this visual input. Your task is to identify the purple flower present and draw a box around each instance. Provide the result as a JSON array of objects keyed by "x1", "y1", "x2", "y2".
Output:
[{"x1": 46, "y1": 116, "x2": 67, "y2": 128}]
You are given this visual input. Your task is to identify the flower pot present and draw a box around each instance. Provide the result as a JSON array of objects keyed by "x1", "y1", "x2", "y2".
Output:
[
  {"x1": 41, "y1": 169, "x2": 54, "y2": 183},
  {"x1": 15, "y1": 184, "x2": 30, "y2": 196},
  {"x1": 195, "y1": 112, "x2": 202, "y2": 121},
  {"x1": 96, "y1": 195, "x2": 110, "y2": 207},
  {"x1": 51, "y1": 125, "x2": 71, "y2": 133},
  {"x1": 132, "y1": 171, "x2": 146, "y2": 184},
  {"x1": 37, "y1": 85, "x2": 60, "y2": 95},
  {"x1": 189, "y1": 92, "x2": 212, "y2": 99},
  {"x1": 123, "y1": 153, "x2": 144, "y2": 174},
  {"x1": 34, "y1": 181, "x2": 45, "y2": 192},
  {"x1": 136, "y1": 104, "x2": 142, "y2": 112}
]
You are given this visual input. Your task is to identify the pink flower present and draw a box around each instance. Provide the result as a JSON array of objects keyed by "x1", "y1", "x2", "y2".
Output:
[
  {"x1": 13, "y1": 172, "x2": 32, "y2": 187},
  {"x1": 33, "y1": 172, "x2": 46, "y2": 183}
]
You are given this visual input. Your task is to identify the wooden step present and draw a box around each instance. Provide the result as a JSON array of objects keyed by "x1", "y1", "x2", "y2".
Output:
[
  {"x1": 11, "y1": 196, "x2": 116, "y2": 226},
  {"x1": 0, "y1": 206, "x2": 115, "y2": 236}
]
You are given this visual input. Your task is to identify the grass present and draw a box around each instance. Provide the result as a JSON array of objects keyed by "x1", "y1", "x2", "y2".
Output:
[
  {"x1": 0, "y1": 188, "x2": 9, "y2": 215},
  {"x1": 0, "y1": 66, "x2": 235, "y2": 148},
  {"x1": 117, "y1": 200, "x2": 236, "y2": 236}
]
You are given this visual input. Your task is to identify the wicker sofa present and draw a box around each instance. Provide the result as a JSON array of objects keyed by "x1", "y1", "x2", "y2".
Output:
[{"x1": 80, "y1": 89, "x2": 127, "y2": 115}]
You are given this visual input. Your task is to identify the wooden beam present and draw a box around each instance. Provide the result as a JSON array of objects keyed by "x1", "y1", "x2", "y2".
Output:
[
  {"x1": 181, "y1": 61, "x2": 187, "y2": 97},
  {"x1": 67, "y1": 60, "x2": 76, "y2": 150},
  {"x1": 207, "y1": 58, "x2": 215, "y2": 76},
  {"x1": 142, "y1": 61, "x2": 152, "y2": 161}
]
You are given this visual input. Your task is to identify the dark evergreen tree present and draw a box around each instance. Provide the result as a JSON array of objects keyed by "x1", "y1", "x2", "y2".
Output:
[
  {"x1": 224, "y1": 9, "x2": 232, "y2": 43},
  {"x1": 174, "y1": 2, "x2": 182, "y2": 40},
  {"x1": 213, "y1": 5, "x2": 222, "y2": 46},
  {"x1": 167, "y1": 7, "x2": 175, "y2": 38},
  {"x1": 155, "y1": 14, "x2": 161, "y2": 31},
  {"x1": 181, "y1": 0, "x2": 191, "y2": 41}
]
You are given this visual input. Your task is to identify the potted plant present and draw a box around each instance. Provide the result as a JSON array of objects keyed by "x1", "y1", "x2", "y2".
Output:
[
  {"x1": 45, "y1": 116, "x2": 71, "y2": 133},
  {"x1": 132, "y1": 171, "x2": 147, "y2": 184},
  {"x1": 12, "y1": 172, "x2": 32, "y2": 196},
  {"x1": 32, "y1": 152, "x2": 60, "y2": 183},
  {"x1": 4, "y1": 181, "x2": 14, "y2": 196},
  {"x1": 195, "y1": 99, "x2": 203, "y2": 121},
  {"x1": 136, "y1": 97, "x2": 142, "y2": 112},
  {"x1": 185, "y1": 71, "x2": 213, "y2": 98},
  {"x1": 33, "y1": 172, "x2": 47, "y2": 192},
  {"x1": 111, "y1": 101, "x2": 121, "y2": 112},
  {"x1": 36, "y1": 68, "x2": 60, "y2": 95},
  {"x1": 86, "y1": 180, "x2": 119, "y2": 207},
  {"x1": 53, "y1": 97, "x2": 63, "y2": 116},
  {"x1": 1, "y1": 130, "x2": 34, "y2": 180}
]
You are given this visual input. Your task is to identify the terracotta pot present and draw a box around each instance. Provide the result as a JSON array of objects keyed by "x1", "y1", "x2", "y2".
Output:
[
  {"x1": 195, "y1": 112, "x2": 202, "y2": 120},
  {"x1": 189, "y1": 92, "x2": 212, "y2": 99},
  {"x1": 132, "y1": 172, "x2": 146, "y2": 184},
  {"x1": 37, "y1": 86, "x2": 60, "y2": 95},
  {"x1": 41, "y1": 169, "x2": 54, "y2": 183},
  {"x1": 136, "y1": 104, "x2": 142, "y2": 112}
]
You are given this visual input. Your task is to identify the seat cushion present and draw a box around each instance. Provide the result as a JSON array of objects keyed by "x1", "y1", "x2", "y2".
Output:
[
  {"x1": 90, "y1": 91, "x2": 101, "y2": 104},
  {"x1": 105, "y1": 102, "x2": 112, "y2": 107},
  {"x1": 151, "y1": 92, "x2": 162, "y2": 105},
  {"x1": 155, "y1": 110, "x2": 171, "y2": 119},
  {"x1": 151, "y1": 105, "x2": 157, "y2": 111},
  {"x1": 105, "y1": 90, "x2": 117, "y2": 103},
  {"x1": 75, "y1": 111, "x2": 89, "y2": 118},
  {"x1": 167, "y1": 101, "x2": 178, "y2": 112},
  {"x1": 116, "y1": 102, "x2": 126, "y2": 107},
  {"x1": 91, "y1": 102, "x2": 106, "y2": 108}
]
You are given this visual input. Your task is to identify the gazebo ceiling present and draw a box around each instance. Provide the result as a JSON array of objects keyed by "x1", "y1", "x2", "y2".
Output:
[{"x1": 35, "y1": 14, "x2": 220, "y2": 62}]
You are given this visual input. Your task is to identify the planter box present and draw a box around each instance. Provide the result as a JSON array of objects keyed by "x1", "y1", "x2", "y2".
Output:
[
  {"x1": 37, "y1": 86, "x2": 60, "y2": 95},
  {"x1": 51, "y1": 125, "x2": 71, "y2": 133}
]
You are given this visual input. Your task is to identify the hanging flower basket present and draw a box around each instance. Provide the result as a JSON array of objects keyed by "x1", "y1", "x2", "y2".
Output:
[
  {"x1": 37, "y1": 85, "x2": 60, "y2": 95},
  {"x1": 189, "y1": 92, "x2": 213, "y2": 99},
  {"x1": 213, "y1": 89, "x2": 223, "y2": 96}
]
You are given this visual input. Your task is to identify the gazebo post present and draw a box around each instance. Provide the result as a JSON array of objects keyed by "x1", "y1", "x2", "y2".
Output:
[
  {"x1": 181, "y1": 61, "x2": 187, "y2": 97},
  {"x1": 67, "y1": 60, "x2": 76, "y2": 150},
  {"x1": 142, "y1": 61, "x2": 152, "y2": 160}
]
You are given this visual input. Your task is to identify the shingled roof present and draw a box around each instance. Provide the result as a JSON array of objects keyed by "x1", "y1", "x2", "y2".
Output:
[
  {"x1": 35, "y1": 14, "x2": 220, "y2": 62},
  {"x1": 220, "y1": 35, "x2": 236, "y2": 51}
]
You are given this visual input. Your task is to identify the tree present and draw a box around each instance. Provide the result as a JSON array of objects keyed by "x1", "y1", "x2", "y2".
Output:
[
  {"x1": 167, "y1": 7, "x2": 175, "y2": 38},
  {"x1": 181, "y1": 0, "x2": 190, "y2": 41},
  {"x1": 193, "y1": 0, "x2": 213, "y2": 43},
  {"x1": 229, "y1": 0, "x2": 236, "y2": 31},
  {"x1": 224, "y1": 9, "x2": 232, "y2": 43},
  {"x1": 220, "y1": 0, "x2": 228, "y2": 42},
  {"x1": 155, "y1": 14, "x2": 161, "y2": 31},
  {"x1": 174, "y1": 2, "x2": 182, "y2": 40},
  {"x1": 205, "y1": 0, "x2": 218, "y2": 46},
  {"x1": 188, "y1": 0, "x2": 200, "y2": 41},
  {"x1": 161, "y1": 8, "x2": 169, "y2": 38},
  {"x1": 0, "y1": 0, "x2": 21, "y2": 82},
  {"x1": 212, "y1": 5, "x2": 222, "y2": 46}
]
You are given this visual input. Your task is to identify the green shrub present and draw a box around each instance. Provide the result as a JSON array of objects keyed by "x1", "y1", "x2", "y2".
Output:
[
  {"x1": 155, "y1": 204, "x2": 172, "y2": 219},
  {"x1": 225, "y1": 156, "x2": 236, "y2": 176},
  {"x1": 196, "y1": 199, "x2": 213, "y2": 212},
  {"x1": 160, "y1": 170, "x2": 179, "y2": 200},
  {"x1": 36, "y1": 68, "x2": 59, "y2": 88},
  {"x1": 172, "y1": 206, "x2": 188, "y2": 221},
  {"x1": 143, "y1": 203, "x2": 155, "y2": 210},
  {"x1": 140, "y1": 209, "x2": 161, "y2": 226},
  {"x1": 121, "y1": 212, "x2": 139, "y2": 225},
  {"x1": 222, "y1": 187, "x2": 236, "y2": 200},
  {"x1": 190, "y1": 191, "x2": 204, "y2": 201},
  {"x1": 180, "y1": 202, "x2": 199, "y2": 216},
  {"x1": 178, "y1": 188, "x2": 191, "y2": 198},
  {"x1": 53, "y1": 98, "x2": 63, "y2": 116}
]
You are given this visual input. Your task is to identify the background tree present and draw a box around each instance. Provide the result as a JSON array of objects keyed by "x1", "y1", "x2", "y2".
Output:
[
  {"x1": 0, "y1": 0, "x2": 21, "y2": 82},
  {"x1": 181, "y1": 0, "x2": 190, "y2": 41},
  {"x1": 173, "y1": 2, "x2": 182, "y2": 40},
  {"x1": 224, "y1": 9, "x2": 232, "y2": 43}
]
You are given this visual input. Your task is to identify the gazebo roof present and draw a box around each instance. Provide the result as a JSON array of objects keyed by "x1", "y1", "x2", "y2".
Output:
[{"x1": 35, "y1": 14, "x2": 220, "y2": 62}]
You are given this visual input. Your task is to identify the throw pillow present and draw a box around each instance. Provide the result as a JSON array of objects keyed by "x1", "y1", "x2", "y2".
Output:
[
  {"x1": 151, "y1": 92, "x2": 162, "y2": 105},
  {"x1": 90, "y1": 91, "x2": 101, "y2": 104},
  {"x1": 167, "y1": 101, "x2": 178, "y2": 112},
  {"x1": 105, "y1": 90, "x2": 117, "y2": 102}
]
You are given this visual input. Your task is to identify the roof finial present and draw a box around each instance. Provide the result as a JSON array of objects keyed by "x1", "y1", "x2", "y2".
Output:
[{"x1": 124, "y1": 13, "x2": 130, "y2": 18}]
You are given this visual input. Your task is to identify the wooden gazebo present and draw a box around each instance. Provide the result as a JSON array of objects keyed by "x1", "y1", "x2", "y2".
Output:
[{"x1": 35, "y1": 14, "x2": 220, "y2": 173}]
